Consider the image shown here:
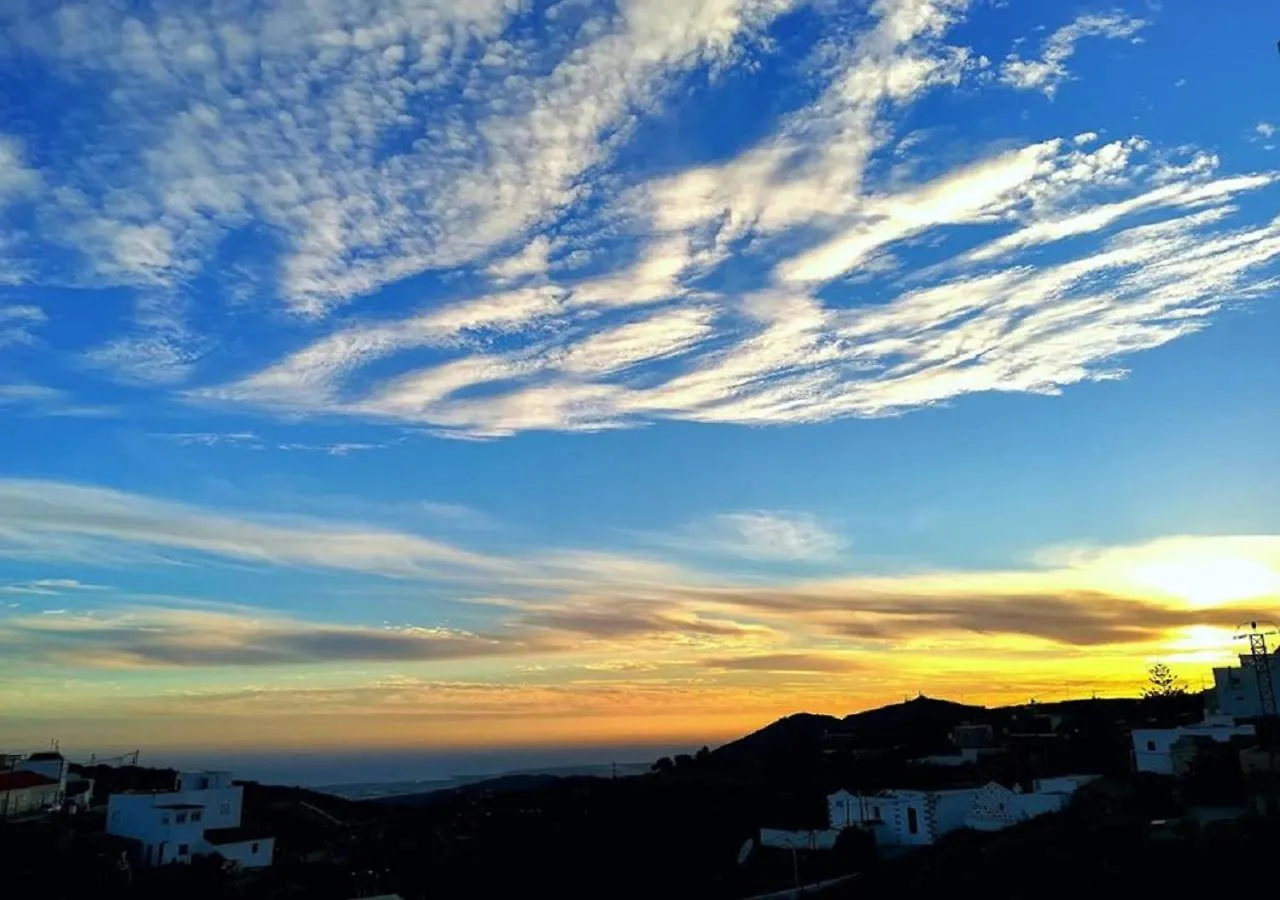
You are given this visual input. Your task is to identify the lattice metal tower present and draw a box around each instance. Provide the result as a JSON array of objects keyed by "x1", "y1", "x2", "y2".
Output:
[{"x1": 1236, "y1": 621, "x2": 1279, "y2": 719}]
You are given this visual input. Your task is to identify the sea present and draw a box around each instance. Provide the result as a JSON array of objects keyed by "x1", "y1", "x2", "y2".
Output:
[{"x1": 139, "y1": 744, "x2": 690, "y2": 799}]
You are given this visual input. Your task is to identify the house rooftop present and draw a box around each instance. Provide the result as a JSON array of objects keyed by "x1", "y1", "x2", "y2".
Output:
[
  {"x1": 26, "y1": 751, "x2": 65, "y2": 761},
  {"x1": 0, "y1": 771, "x2": 59, "y2": 792},
  {"x1": 203, "y1": 825, "x2": 273, "y2": 846}
]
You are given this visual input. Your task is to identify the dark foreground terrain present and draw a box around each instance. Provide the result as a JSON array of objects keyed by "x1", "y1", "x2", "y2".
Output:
[{"x1": 5, "y1": 693, "x2": 1261, "y2": 900}]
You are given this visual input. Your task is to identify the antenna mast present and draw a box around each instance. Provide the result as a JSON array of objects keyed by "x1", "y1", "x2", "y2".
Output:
[{"x1": 1235, "y1": 621, "x2": 1279, "y2": 719}]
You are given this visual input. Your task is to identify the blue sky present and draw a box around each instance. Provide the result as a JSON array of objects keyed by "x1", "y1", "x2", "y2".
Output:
[{"x1": 2, "y1": 0, "x2": 1280, "y2": 761}]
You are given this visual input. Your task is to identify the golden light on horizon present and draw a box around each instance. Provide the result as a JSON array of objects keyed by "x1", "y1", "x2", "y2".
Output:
[{"x1": 1110, "y1": 551, "x2": 1280, "y2": 608}]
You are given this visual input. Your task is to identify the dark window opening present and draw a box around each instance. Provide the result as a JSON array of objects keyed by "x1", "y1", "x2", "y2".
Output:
[
  {"x1": 907, "y1": 807, "x2": 919, "y2": 835},
  {"x1": 178, "y1": 844, "x2": 189, "y2": 856},
  {"x1": 1147, "y1": 740, "x2": 1156, "y2": 751},
  {"x1": 251, "y1": 842, "x2": 260, "y2": 853}
]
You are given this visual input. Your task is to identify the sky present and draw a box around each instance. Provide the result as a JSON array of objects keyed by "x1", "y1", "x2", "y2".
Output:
[{"x1": 1, "y1": 0, "x2": 1280, "y2": 771}]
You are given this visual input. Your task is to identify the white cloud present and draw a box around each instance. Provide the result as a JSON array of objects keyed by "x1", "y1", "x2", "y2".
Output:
[
  {"x1": 0, "y1": 478, "x2": 504, "y2": 579},
  {"x1": 2, "y1": 0, "x2": 1277, "y2": 442},
  {"x1": 0, "y1": 0, "x2": 799, "y2": 314},
  {"x1": 675, "y1": 511, "x2": 849, "y2": 562},
  {"x1": 488, "y1": 236, "x2": 554, "y2": 281},
  {"x1": 0, "y1": 383, "x2": 116, "y2": 418},
  {"x1": 1257, "y1": 122, "x2": 1277, "y2": 139},
  {"x1": 0, "y1": 304, "x2": 46, "y2": 347},
  {"x1": 0, "y1": 578, "x2": 109, "y2": 597},
  {"x1": 1000, "y1": 13, "x2": 1146, "y2": 98}
]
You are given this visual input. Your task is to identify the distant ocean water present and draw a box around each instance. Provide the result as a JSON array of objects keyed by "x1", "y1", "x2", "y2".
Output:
[
  {"x1": 142, "y1": 744, "x2": 690, "y2": 792},
  {"x1": 320, "y1": 761, "x2": 656, "y2": 800}
]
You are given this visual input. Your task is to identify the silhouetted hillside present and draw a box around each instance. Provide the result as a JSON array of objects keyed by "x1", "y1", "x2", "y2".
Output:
[
  {"x1": 712, "y1": 712, "x2": 845, "y2": 761},
  {"x1": 840, "y1": 695, "x2": 986, "y2": 748}
]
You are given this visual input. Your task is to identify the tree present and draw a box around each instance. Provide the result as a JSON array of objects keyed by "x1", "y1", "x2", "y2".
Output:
[
  {"x1": 651, "y1": 756, "x2": 674, "y2": 774},
  {"x1": 1144, "y1": 663, "x2": 1186, "y2": 699}
]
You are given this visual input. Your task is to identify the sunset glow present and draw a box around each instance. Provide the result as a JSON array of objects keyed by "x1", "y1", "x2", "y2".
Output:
[{"x1": 1, "y1": 0, "x2": 1279, "y2": 769}]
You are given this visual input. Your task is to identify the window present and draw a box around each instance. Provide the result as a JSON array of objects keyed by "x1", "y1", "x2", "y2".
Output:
[
  {"x1": 176, "y1": 812, "x2": 188, "y2": 824},
  {"x1": 198, "y1": 778, "x2": 209, "y2": 790},
  {"x1": 1147, "y1": 740, "x2": 1156, "y2": 751},
  {"x1": 161, "y1": 815, "x2": 171, "y2": 825},
  {"x1": 191, "y1": 811, "x2": 202, "y2": 823},
  {"x1": 872, "y1": 805, "x2": 881, "y2": 819},
  {"x1": 219, "y1": 801, "x2": 230, "y2": 815},
  {"x1": 251, "y1": 843, "x2": 260, "y2": 854},
  {"x1": 178, "y1": 844, "x2": 189, "y2": 857},
  {"x1": 907, "y1": 806, "x2": 919, "y2": 835}
]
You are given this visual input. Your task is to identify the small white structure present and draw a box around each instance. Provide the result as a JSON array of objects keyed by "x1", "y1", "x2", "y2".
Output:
[
  {"x1": 107, "y1": 770, "x2": 273, "y2": 868},
  {"x1": 1132, "y1": 716, "x2": 1256, "y2": 775}
]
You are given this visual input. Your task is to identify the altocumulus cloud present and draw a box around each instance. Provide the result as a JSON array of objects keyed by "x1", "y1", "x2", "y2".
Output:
[{"x1": 0, "y1": 1, "x2": 1272, "y2": 431}]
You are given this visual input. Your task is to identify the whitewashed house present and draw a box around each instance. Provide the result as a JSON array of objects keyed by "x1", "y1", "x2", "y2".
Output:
[
  {"x1": 1132, "y1": 716, "x2": 1256, "y2": 775},
  {"x1": 832, "y1": 787, "x2": 983, "y2": 846},
  {"x1": 107, "y1": 770, "x2": 273, "y2": 869},
  {"x1": 831, "y1": 776, "x2": 1099, "y2": 846}
]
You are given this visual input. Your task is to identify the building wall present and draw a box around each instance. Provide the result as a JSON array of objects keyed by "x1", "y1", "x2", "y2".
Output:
[
  {"x1": 108, "y1": 794, "x2": 222, "y2": 866},
  {"x1": 179, "y1": 785, "x2": 242, "y2": 831},
  {"x1": 1133, "y1": 722, "x2": 1256, "y2": 775},
  {"x1": 209, "y1": 837, "x2": 275, "y2": 869},
  {"x1": 1214, "y1": 656, "x2": 1280, "y2": 719},
  {"x1": 108, "y1": 796, "x2": 209, "y2": 866},
  {"x1": 933, "y1": 790, "x2": 978, "y2": 837},
  {"x1": 0, "y1": 783, "x2": 60, "y2": 817},
  {"x1": 1133, "y1": 729, "x2": 1179, "y2": 774}
]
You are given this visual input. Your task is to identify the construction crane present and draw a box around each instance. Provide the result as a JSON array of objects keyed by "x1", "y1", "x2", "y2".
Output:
[{"x1": 1234, "y1": 621, "x2": 1279, "y2": 719}]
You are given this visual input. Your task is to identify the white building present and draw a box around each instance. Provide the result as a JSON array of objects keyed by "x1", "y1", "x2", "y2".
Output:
[
  {"x1": 1132, "y1": 716, "x2": 1256, "y2": 775},
  {"x1": 107, "y1": 770, "x2": 273, "y2": 869},
  {"x1": 1214, "y1": 653, "x2": 1280, "y2": 719},
  {"x1": 830, "y1": 787, "x2": 982, "y2": 846},
  {"x1": 829, "y1": 776, "x2": 1099, "y2": 847}
]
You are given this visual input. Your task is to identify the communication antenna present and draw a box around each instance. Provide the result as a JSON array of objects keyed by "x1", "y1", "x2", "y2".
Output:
[{"x1": 1234, "y1": 621, "x2": 1280, "y2": 718}]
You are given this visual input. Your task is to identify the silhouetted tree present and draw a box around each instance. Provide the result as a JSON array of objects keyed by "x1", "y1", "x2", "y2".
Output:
[
  {"x1": 1144, "y1": 663, "x2": 1186, "y2": 699},
  {"x1": 651, "y1": 756, "x2": 674, "y2": 774}
]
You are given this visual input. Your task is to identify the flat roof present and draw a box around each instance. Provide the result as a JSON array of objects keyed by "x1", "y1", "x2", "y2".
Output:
[
  {"x1": 203, "y1": 826, "x2": 273, "y2": 846},
  {"x1": 156, "y1": 802, "x2": 206, "y2": 810}
]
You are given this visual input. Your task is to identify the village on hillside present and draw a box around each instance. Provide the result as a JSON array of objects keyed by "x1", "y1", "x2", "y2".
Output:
[{"x1": 5, "y1": 630, "x2": 1280, "y2": 898}]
